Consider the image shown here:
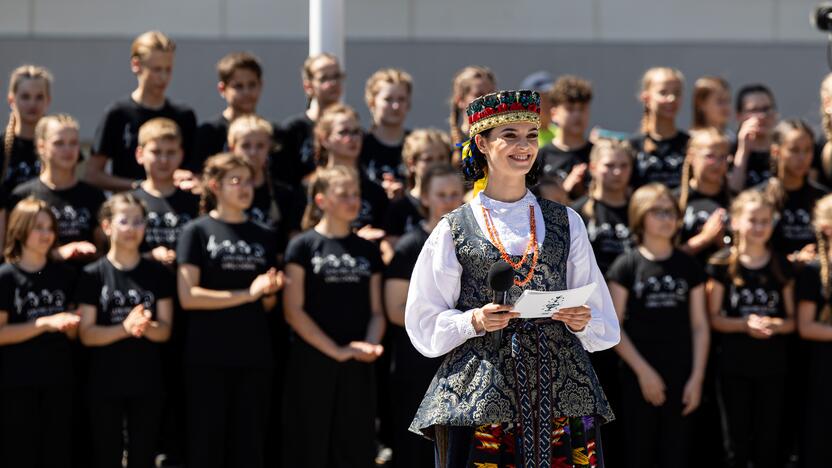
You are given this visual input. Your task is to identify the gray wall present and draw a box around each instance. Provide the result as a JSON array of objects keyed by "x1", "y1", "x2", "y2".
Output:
[{"x1": 1, "y1": 37, "x2": 829, "y2": 142}]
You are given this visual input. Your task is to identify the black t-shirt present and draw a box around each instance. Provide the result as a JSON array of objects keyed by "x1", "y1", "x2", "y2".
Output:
[
  {"x1": 537, "y1": 141, "x2": 593, "y2": 196},
  {"x1": 675, "y1": 187, "x2": 730, "y2": 265},
  {"x1": 606, "y1": 248, "x2": 705, "y2": 366},
  {"x1": 795, "y1": 261, "x2": 832, "y2": 373},
  {"x1": 359, "y1": 132, "x2": 407, "y2": 183},
  {"x1": 384, "y1": 226, "x2": 442, "y2": 379},
  {"x1": 92, "y1": 97, "x2": 197, "y2": 180},
  {"x1": 706, "y1": 250, "x2": 792, "y2": 376},
  {"x1": 0, "y1": 134, "x2": 39, "y2": 204},
  {"x1": 8, "y1": 179, "x2": 106, "y2": 245},
  {"x1": 571, "y1": 196, "x2": 631, "y2": 274},
  {"x1": 76, "y1": 257, "x2": 173, "y2": 396},
  {"x1": 191, "y1": 113, "x2": 229, "y2": 173},
  {"x1": 385, "y1": 193, "x2": 423, "y2": 237},
  {"x1": 730, "y1": 143, "x2": 771, "y2": 190},
  {"x1": 130, "y1": 186, "x2": 200, "y2": 252},
  {"x1": 629, "y1": 131, "x2": 690, "y2": 189},
  {"x1": 248, "y1": 182, "x2": 297, "y2": 252},
  {"x1": 277, "y1": 112, "x2": 317, "y2": 187},
  {"x1": 762, "y1": 179, "x2": 829, "y2": 254},
  {"x1": 285, "y1": 229, "x2": 383, "y2": 345},
  {"x1": 0, "y1": 262, "x2": 76, "y2": 388},
  {"x1": 177, "y1": 216, "x2": 277, "y2": 368},
  {"x1": 357, "y1": 172, "x2": 390, "y2": 230}
]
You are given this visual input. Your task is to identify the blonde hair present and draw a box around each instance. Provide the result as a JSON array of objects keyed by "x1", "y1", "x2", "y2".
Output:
[
  {"x1": 227, "y1": 115, "x2": 281, "y2": 224},
  {"x1": 3, "y1": 196, "x2": 57, "y2": 263},
  {"x1": 629, "y1": 183, "x2": 681, "y2": 244},
  {"x1": 4, "y1": 65, "x2": 53, "y2": 184},
  {"x1": 765, "y1": 119, "x2": 815, "y2": 210},
  {"x1": 582, "y1": 138, "x2": 635, "y2": 219},
  {"x1": 364, "y1": 68, "x2": 413, "y2": 110},
  {"x1": 819, "y1": 74, "x2": 832, "y2": 180},
  {"x1": 639, "y1": 67, "x2": 685, "y2": 153},
  {"x1": 199, "y1": 153, "x2": 255, "y2": 215},
  {"x1": 678, "y1": 127, "x2": 730, "y2": 212},
  {"x1": 301, "y1": 53, "x2": 341, "y2": 108},
  {"x1": 131, "y1": 30, "x2": 175, "y2": 61},
  {"x1": 34, "y1": 114, "x2": 80, "y2": 165},
  {"x1": 815, "y1": 193, "x2": 832, "y2": 322},
  {"x1": 448, "y1": 66, "x2": 496, "y2": 150},
  {"x1": 138, "y1": 117, "x2": 181, "y2": 147},
  {"x1": 313, "y1": 104, "x2": 360, "y2": 167},
  {"x1": 711, "y1": 190, "x2": 779, "y2": 288},
  {"x1": 302, "y1": 165, "x2": 360, "y2": 230},
  {"x1": 402, "y1": 129, "x2": 452, "y2": 189},
  {"x1": 692, "y1": 76, "x2": 730, "y2": 130}
]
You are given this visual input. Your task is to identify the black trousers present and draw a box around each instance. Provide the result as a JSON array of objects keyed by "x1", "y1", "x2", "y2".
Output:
[
  {"x1": 1, "y1": 384, "x2": 73, "y2": 468},
  {"x1": 718, "y1": 372, "x2": 785, "y2": 468},
  {"x1": 619, "y1": 365, "x2": 690, "y2": 468},
  {"x1": 88, "y1": 393, "x2": 162, "y2": 468},
  {"x1": 390, "y1": 375, "x2": 435, "y2": 468},
  {"x1": 282, "y1": 340, "x2": 376, "y2": 468},
  {"x1": 186, "y1": 365, "x2": 272, "y2": 468}
]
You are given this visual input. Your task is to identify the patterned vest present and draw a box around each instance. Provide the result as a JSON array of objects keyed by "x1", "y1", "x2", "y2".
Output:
[{"x1": 410, "y1": 199, "x2": 614, "y2": 455}]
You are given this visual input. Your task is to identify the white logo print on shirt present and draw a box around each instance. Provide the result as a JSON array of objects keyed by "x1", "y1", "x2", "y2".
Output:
[
  {"x1": 637, "y1": 152, "x2": 685, "y2": 185},
  {"x1": 311, "y1": 253, "x2": 372, "y2": 283},
  {"x1": 100, "y1": 285, "x2": 155, "y2": 323},
  {"x1": 780, "y1": 208, "x2": 814, "y2": 241},
  {"x1": 586, "y1": 220, "x2": 630, "y2": 254},
  {"x1": 146, "y1": 212, "x2": 192, "y2": 245},
  {"x1": 14, "y1": 288, "x2": 66, "y2": 321},
  {"x1": 206, "y1": 235, "x2": 267, "y2": 271},
  {"x1": 729, "y1": 286, "x2": 780, "y2": 316},
  {"x1": 633, "y1": 274, "x2": 690, "y2": 308},
  {"x1": 50, "y1": 205, "x2": 92, "y2": 238}
]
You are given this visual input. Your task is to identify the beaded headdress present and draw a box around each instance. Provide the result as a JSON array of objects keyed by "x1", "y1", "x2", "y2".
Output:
[{"x1": 459, "y1": 89, "x2": 541, "y2": 194}]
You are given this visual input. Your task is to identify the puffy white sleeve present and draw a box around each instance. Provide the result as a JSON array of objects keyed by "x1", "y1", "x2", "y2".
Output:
[
  {"x1": 565, "y1": 207, "x2": 621, "y2": 352},
  {"x1": 405, "y1": 218, "x2": 485, "y2": 358}
]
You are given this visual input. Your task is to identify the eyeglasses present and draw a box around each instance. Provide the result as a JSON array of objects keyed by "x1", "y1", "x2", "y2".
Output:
[
  {"x1": 743, "y1": 105, "x2": 774, "y2": 115},
  {"x1": 335, "y1": 128, "x2": 362, "y2": 139},
  {"x1": 222, "y1": 176, "x2": 254, "y2": 187},
  {"x1": 314, "y1": 72, "x2": 345, "y2": 84},
  {"x1": 647, "y1": 207, "x2": 678, "y2": 220},
  {"x1": 112, "y1": 217, "x2": 146, "y2": 230}
]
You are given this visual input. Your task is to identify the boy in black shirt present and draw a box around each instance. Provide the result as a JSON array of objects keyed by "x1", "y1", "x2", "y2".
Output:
[
  {"x1": 359, "y1": 68, "x2": 413, "y2": 195},
  {"x1": 192, "y1": 52, "x2": 264, "y2": 173},
  {"x1": 85, "y1": 30, "x2": 196, "y2": 192},
  {"x1": 536, "y1": 75, "x2": 594, "y2": 200},
  {"x1": 728, "y1": 84, "x2": 779, "y2": 192}
]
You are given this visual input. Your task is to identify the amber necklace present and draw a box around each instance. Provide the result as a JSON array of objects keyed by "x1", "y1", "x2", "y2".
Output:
[{"x1": 481, "y1": 203, "x2": 539, "y2": 287}]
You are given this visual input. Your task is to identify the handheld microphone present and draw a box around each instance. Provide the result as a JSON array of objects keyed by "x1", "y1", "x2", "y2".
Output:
[{"x1": 487, "y1": 261, "x2": 515, "y2": 348}]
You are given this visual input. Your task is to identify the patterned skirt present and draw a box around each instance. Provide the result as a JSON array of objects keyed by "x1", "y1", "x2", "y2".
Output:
[{"x1": 435, "y1": 415, "x2": 604, "y2": 468}]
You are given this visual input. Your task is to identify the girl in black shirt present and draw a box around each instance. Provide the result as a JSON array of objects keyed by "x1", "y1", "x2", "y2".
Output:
[
  {"x1": 77, "y1": 193, "x2": 173, "y2": 468},
  {"x1": 0, "y1": 66, "x2": 52, "y2": 255},
  {"x1": 312, "y1": 104, "x2": 389, "y2": 240},
  {"x1": 728, "y1": 84, "x2": 778, "y2": 192},
  {"x1": 676, "y1": 128, "x2": 731, "y2": 265},
  {"x1": 763, "y1": 119, "x2": 828, "y2": 264},
  {"x1": 177, "y1": 153, "x2": 283, "y2": 468},
  {"x1": 8, "y1": 114, "x2": 106, "y2": 264},
  {"x1": 0, "y1": 197, "x2": 80, "y2": 467},
  {"x1": 706, "y1": 190, "x2": 794, "y2": 468},
  {"x1": 572, "y1": 137, "x2": 634, "y2": 273},
  {"x1": 629, "y1": 67, "x2": 689, "y2": 189},
  {"x1": 607, "y1": 183, "x2": 710, "y2": 468},
  {"x1": 797, "y1": 193, "x2": 832, "y2": 466},
  {"x1": 384, "y1": 165, "x2": 462, "y2": 468},
  {"x1": 384, "y1": 129, "x2": 452, "y2": 247},
  {"x1": 283, "y1": 165, "x2": 385, "y2": 468}
]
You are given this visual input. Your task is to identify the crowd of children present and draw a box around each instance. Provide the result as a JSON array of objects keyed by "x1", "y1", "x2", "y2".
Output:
[{"x1": 2, "y1": 28, "x2": 832, "y2": 468}]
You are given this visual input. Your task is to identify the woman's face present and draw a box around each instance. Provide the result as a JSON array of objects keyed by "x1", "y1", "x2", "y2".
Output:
[
  {"x1": 9, "y1": 78, "x2": 50, "y2": 128},
  {"x1": 213, "y1": 166, "x2": 255, "y2": 213},
  {"x1": 643, "y1": 73, "x2": 682, "y2": 121},
  {"x1": 592, "y1": 149, "x2": 632, "y2": 193},
  {"x1": 422, "y1": 174, "x2": 464, "y2": 221},
  {"x1": 775, "y1": 129, "x2": 814, "y2": 180},
  {"x1": 39, "y1": 124, "x2": 80, "y2": 172},
  {"x1": 370, "y1": 82, "x2": 410, "y2": 128},
  {"x1": 306, "y1": 57, "x2": 343, "y2": 107},
  {"x1": 410, "y1": 143, "x2": 450, "y2": 181},
  {"x1": 104, "y1": 204, "x2": 146, "y2": 250},
  {"x1": 317, "y1": 178, "x2": 361, "y2": 224},
  {"x1": 690, "y1": 139, "x2": 729, "y2": 186},
  {"x1": 642, "y1": 194, "x2": 679, "y2": 240},
  {"x1": 731, "y1": 202, "x2": 773, "y2": 247},
  {"x1": 323, "y1": 115, "x2": 362, "y2": 161},
  {"x1": 23, "y1": 211, "x2": 56, "y2": 257},
  {"x1": 476, "y1": 122, "x2": 539, "y2": 180},
  {"x1": 701, "y1": 88, "x2": 732, "y2": 129}
]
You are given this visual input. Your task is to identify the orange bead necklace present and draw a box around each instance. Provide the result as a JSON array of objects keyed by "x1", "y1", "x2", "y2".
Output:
[{"x1": 481, "y1": 204, "x2": 539, "y2": 287}]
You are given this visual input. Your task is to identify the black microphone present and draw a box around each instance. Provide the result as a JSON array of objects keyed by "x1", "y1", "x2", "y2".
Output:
[{"x1": 487, "y1": 261, "x2": 514, "y2": 348}]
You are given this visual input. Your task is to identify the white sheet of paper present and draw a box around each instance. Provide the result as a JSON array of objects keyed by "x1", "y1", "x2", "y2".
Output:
[{"x1": 513, "y1": 282, "x2": 598, "y2": 319}]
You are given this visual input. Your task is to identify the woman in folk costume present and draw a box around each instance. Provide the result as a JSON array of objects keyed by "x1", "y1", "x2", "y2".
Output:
[{"x1": 405, "y1": 89, "x2": 620, "y2": 468}]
